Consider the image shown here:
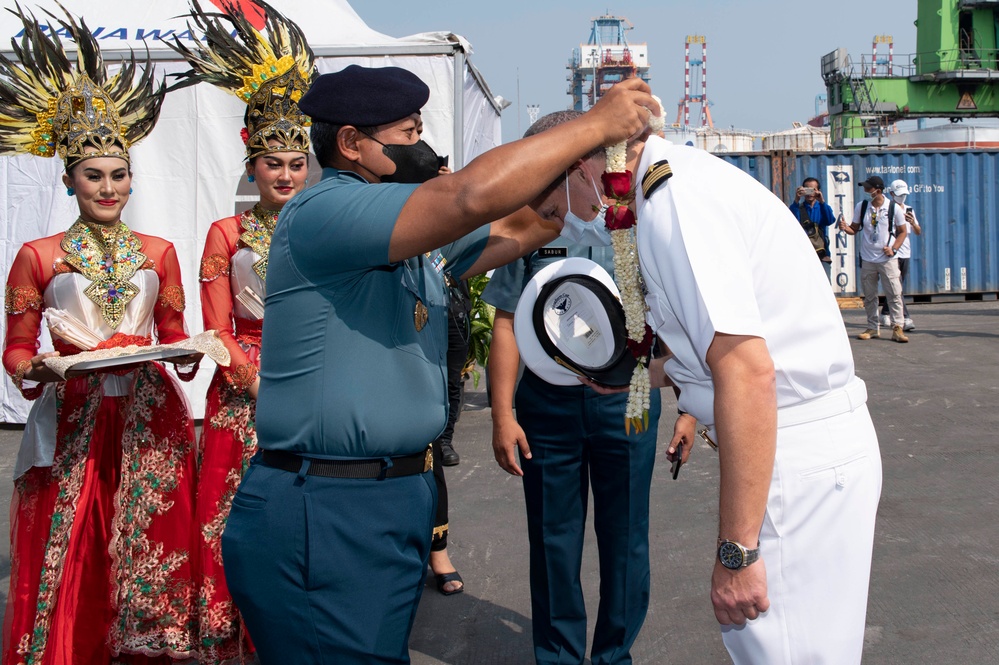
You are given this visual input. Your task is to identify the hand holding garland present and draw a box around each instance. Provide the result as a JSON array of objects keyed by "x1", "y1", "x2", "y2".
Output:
[{"x1": 603, "y1": 95, "x2": 665, "y2": 433}]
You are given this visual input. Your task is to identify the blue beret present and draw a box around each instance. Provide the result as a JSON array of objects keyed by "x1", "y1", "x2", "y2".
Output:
[{"x1": 299, "y1": 65, "x2": 430, "y2": 126}]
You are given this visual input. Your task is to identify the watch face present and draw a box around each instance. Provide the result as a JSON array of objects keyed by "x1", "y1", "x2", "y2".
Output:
[{"x1": 718, "y1": 541, "x2": 745, "y2": 570}]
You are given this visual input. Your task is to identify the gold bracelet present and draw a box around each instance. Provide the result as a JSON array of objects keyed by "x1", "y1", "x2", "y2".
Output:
[{"x1": 12, "y1": 360, "x2": 31, "y2": 391}]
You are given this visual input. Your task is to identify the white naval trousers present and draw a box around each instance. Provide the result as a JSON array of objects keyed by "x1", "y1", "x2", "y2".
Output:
[{"x1": 721, "y1": 379, "x2": 882, "y2": 665}]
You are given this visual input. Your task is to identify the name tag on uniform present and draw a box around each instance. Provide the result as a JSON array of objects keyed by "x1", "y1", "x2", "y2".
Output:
[{"x1": 538, "y1": 247, "x2": 568, "y2": 258}]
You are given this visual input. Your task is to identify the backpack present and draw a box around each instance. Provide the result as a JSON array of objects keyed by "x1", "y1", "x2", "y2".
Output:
[{"x1": 859, "y1": 199, "x2": 896, "y2": 244}]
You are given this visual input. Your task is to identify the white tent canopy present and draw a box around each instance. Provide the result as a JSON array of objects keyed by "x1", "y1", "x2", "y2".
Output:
[{"x1": 0, "y1": 0, "x2": 504, "y2": 422}]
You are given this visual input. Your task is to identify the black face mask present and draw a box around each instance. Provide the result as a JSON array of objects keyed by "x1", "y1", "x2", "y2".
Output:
[{"x1": 364, "y1": 133, "x2": 441, "y2": 184}]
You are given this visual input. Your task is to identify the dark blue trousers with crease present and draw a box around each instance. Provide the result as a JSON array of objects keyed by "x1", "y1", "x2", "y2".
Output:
[
  {"x1": 221, "y1": 456, "x2": 437, "y2": 664},
  {"x1": 515, "y1": 369, "x2": 661, "y2": 665}
]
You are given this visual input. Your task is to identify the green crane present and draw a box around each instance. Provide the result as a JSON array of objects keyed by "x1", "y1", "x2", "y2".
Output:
[{"x1": 822, "y1": 0, "x2": 999, "y2": 148}]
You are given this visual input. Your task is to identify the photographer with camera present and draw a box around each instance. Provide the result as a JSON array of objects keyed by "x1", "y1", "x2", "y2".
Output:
[{"x1": 789, "y1": 177, "x2": 836, "y2": 277}]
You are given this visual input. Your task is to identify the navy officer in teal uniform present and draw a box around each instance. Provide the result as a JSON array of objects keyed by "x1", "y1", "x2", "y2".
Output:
[
  {"x1": 220, "y1": 66, "x2": 659, "y2": 664},
  {"x1": 483, "y1": 110, "x2": 689, "y2": 665}
]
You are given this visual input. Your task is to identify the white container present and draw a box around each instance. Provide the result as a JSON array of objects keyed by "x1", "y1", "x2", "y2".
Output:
[
  {"x1": 762, "y1": 125, "x2": 830, "y2": 152},
  {"x1": 696, "y1": 128, "x2": 756, "y2": 153},
  {"x1": 660, "y1": 126, "x2": 700, "y2": 147}
]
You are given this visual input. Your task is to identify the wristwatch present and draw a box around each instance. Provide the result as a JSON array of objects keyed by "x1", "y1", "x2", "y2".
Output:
[{"x1": 717, "y1": 539, "x2": 761, "y2": 570}]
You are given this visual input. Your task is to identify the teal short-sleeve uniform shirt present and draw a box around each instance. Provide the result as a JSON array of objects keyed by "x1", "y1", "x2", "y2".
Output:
[
  {"x1": 481, "y1": 239, "x2": 616, "y2": 314},
  {"x1": 256, "y1": 168, "x2": 489, "y2": 458}
]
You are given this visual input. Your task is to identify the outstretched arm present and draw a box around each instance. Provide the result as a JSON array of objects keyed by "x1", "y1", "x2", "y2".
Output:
[
  {"x1": 390, "y1": 78, "x2": 657, "y2": 262},
  {"x1": 459, "y1": 207, "x2": 560, "y2": 280}
]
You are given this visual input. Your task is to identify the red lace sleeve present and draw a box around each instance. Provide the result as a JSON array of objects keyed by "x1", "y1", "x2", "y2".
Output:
[
  {"x1": 4, "y1": 242, "x2": 49, "y2": 399},
  {"x1": 140, "y1": 237, "x2": 190, "y2": 346},
  {"x1": 200, "y1": 218, "x2": 256, "y2": 390}
]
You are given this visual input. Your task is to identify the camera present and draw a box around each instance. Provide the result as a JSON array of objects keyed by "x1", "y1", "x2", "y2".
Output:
[{"x1": 801, "y1": 187, "x2": 815, "y2": 196}]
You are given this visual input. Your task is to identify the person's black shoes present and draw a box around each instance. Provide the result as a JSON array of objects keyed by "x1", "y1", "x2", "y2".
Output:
[{"x1": 441, "y1": 442, "x2": 460, "y2": 466}]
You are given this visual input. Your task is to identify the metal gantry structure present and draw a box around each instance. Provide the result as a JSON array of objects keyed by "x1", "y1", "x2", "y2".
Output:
[
  {"x1": 526, "y1": 104, "x2": 541, "y2": 126},
  {"x1": 823, "y1": 0, "x2": 999, "y2": 148},
  {"x1": 676, "y1": 35, "x2": 713, "y2": 128},
  {"x1": 567, "y1": 14, "x2": 651, "y2": 111}
]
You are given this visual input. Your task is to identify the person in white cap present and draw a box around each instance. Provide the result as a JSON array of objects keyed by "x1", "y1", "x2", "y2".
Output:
[
  {"x1": 880, "y1": 179, "x2": 921, "y2": 331},
  {"x1": 524, "y1": 116, "x2": 883, "y2": 665}
]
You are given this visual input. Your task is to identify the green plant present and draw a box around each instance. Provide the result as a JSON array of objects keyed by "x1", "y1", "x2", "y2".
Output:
[{"x1": 462, "y1": 273, "x2": 494, "y2": 388}]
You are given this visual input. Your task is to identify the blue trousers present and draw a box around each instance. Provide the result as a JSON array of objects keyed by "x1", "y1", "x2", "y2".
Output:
[
  {"x1": 221, "y1": 457, "x2": 437, "y2": 664},
  {"x1": 515, "y1": 370, "x2": 661, "y2": 665}
]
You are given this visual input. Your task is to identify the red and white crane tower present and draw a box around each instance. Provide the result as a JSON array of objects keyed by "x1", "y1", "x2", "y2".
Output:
[{"x1": 676, "y1": 35, "x2": 713, "y2": 128}]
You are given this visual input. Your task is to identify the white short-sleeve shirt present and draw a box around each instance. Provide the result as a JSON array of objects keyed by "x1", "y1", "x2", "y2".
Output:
[
  {"x1": 635, "y1": 137, "x2": 856, "y2": 426},
  {"x1": 852, "y1": 199, "x2": 908, "y2": 263}
]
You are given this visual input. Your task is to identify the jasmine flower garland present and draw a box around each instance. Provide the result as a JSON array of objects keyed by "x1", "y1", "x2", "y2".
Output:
[{"x1": 603, "y1": 96, "x2": 664, "y2": 433}]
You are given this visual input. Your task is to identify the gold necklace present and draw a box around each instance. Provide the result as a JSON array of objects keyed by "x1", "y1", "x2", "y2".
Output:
[
  {"x1": 60, "y1": 219, "x2": 146, "y2": 329},
  {"x1": 239, "y1": 204, "x2": 279, "y2": 281}
]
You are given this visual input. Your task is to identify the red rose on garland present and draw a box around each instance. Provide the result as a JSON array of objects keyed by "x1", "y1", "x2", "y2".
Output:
[
  {"x1": 626, "y1": 325, "x2": 655, "y2": 359},
  {"x1": 602, "y1": 171, "x2": 637, "y2": 230}
]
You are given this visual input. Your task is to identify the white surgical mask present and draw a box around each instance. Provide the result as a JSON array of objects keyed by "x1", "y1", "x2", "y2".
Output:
[{"x1": 559, "y1": 171, "x2": 611, "y2": 247}]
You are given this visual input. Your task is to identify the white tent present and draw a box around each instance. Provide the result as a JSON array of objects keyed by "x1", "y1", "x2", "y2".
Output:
[{"x1": 0, "y1": 0, "x2": 504, "y2": 422}]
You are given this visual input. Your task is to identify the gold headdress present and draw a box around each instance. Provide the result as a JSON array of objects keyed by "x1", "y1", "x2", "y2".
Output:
[
  {"x1": 169, "y1": 0, "x2": 315, "y2": 159},
  {"x1": 0, "y1": 3, "x2": 165, "y2": 168}
]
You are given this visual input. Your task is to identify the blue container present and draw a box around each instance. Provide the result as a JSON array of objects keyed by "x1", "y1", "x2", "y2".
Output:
[{"x1": 720, "y1": 150, "x2": 999, "y2": 298}]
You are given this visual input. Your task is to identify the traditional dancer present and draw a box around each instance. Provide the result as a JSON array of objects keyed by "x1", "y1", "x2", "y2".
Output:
[
  {"x1": 1, "y1": 6, "x2": 201, "y2": 664},
  {"x1": 167, "y1": 2, "x2": 314, "y2": 662}
]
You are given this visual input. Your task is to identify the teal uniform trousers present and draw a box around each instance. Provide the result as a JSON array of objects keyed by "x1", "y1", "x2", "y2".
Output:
[{"x1": 516, "y1": 369, "x2": 661, "y2": 665}]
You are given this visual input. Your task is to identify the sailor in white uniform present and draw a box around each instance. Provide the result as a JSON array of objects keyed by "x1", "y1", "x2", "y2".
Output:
[
  {"x1": 635, "y1": 137, "x2": 882, "y2": 664},
  {"x1": 527, "y1": 117, "x2": 883, "y2": 665}
]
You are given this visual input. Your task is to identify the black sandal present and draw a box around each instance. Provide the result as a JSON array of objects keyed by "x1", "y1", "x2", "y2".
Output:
[{"x1": 435, "y1": 571, "x2": 464, "y2": 596}]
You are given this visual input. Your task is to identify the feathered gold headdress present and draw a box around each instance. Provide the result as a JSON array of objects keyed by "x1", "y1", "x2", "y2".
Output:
[
  {"x1": 0, "y1": 3, "x2": 165, "y2": 168},
  {"x1": 169, "y1": 0, "x2": 315, "y2": 160}
]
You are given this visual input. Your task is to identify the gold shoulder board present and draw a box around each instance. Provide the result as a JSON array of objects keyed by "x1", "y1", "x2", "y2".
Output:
[{"x1": 641, "y1": 160, "x2": 673, "y2": 199}]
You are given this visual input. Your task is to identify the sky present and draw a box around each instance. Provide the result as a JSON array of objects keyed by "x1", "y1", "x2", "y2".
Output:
[{"x1": 361, "y1": 0, "x2": 924, "y2": 144}]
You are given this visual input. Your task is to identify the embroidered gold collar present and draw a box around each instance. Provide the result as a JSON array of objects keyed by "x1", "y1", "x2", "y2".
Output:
[
  {"x1": 60, "y1": 219, "x2": 146, "y2": 329},
  {"x1": 239, "y1": 204, "x2": 279, "y2": 281}
]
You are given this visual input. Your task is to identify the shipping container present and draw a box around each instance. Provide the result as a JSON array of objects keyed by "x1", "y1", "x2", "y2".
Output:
[{"x1": 719, "y1": 150, "x2": 999, "y2": 298}]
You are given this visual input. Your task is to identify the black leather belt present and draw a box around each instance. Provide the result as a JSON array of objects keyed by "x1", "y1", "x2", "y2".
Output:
[{"x1": 260, "y1": 447, "x2": 432, "y2": 480}]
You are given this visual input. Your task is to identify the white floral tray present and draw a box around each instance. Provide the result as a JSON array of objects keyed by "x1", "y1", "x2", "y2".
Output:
[{"x1": 44, "y1": 330, "x2": 231, "y2": 379}]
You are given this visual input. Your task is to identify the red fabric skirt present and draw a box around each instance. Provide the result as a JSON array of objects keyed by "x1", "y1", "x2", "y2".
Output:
[
  {"x1": 2, "y1": 365, "x2": 198, "y2": 665},
  {"x1": 194, "y1": 345, "x2": 260, "y2": 665}
]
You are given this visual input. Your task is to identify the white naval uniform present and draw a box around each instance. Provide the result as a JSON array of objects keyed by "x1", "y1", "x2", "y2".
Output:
[{"x1": 635, "y1": 137, "x2": 883, "y2": 664}]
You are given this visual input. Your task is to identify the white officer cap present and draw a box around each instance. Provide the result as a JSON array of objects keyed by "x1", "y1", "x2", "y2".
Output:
[{"x1": 514, "y1": 257, "x2": 637, "y2": 387}]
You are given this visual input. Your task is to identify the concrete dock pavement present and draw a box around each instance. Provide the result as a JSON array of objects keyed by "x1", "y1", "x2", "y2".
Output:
[
  {"x1": 0, "y1": 301, "x2": 997, "y2": 663},
  {"x1": 408, "y1": 300, "x2": 999, "y2": 665}
]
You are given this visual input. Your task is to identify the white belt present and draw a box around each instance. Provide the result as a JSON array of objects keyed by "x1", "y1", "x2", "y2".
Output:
[
  {"x1": 701, "y1": 379, "x2": 867, "y2": 445},
  {"x1": 777, "y1": 379, "x2": 868, "y2": 429}
]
